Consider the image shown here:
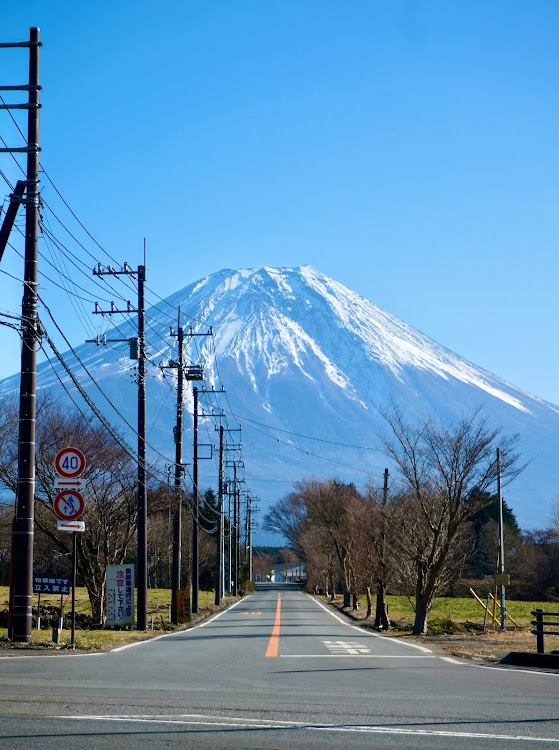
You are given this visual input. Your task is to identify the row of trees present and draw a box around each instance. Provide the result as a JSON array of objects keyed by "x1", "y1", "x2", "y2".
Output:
[
  {"x1": 0, "y1": 395, "x2": 222, "y2": 623},
  {"x1": 264, "y1": 407, "x2": 524, "y2": 634}
]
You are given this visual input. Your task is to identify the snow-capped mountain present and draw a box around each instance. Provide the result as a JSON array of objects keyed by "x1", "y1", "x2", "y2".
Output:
[{"x1": 2, "y1": 265, "x2": 558, "y2": 532}]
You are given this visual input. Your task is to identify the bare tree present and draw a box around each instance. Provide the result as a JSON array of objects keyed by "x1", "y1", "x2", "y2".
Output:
[
  {"x1": 381, "y1": 406, "x2": 521, "y2": 634},
  {"x1": 549, "y1": 498, "x2": 559, "y2": 538},
  {"x1": 0, "y1": 396, "x2": 138, "y2": 623},
  {"x1": 253, "y1": 552, "x2": 275, "y2": 582}
]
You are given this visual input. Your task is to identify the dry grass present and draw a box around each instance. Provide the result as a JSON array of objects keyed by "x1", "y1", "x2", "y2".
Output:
[
  {"x1": 0, "y1": 586, "x2": 237, "y2": 651},
  {"x1": 322, "y1": 593, "x2": 559, "y2": 662}
]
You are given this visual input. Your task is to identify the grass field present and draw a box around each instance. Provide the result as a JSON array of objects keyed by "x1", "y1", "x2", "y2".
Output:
[
  {"x1": 379, "y1": 593, "x2": 552, "y2": 630},
  {"x1": 0, "y1": 586, "x2": 226, "y2": 650},
  {"x1": 323, "y1": 591, "x2": 559, "y2": 661}
]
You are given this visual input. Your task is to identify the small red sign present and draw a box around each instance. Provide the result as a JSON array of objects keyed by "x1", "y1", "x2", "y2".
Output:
[
  {"x1": 55, "y1": 447, "x2": 86, "y2": 478},
  {"x1": 53, "y1": 490, "x2": 85, "y2": 521}
]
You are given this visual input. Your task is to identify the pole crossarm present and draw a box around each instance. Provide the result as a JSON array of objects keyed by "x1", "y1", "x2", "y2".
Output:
[
  {"x1": 0, "y1": 103, "x2": 41, "y2": 109},
  {"x1": 0, "y1": 85, "x2": 42, "y2": 91},
  {"x1": 93, "y1": 301, "x2": 137, "y2": 315},
  {"x1": 85, "y1": 335, "x2": 133, "y2": 345},
  {"x1": 0, "y1": 146, "x2": 41, "y2": 153},
  {"x1": 185, "y1": 327, "x2": 213, "y2": 338},
  {"x1": 93, "y1": 262, "x2": 136, "y2": 278},
  {"x1": 0, "y1": 40, "x2": 42, "y2": 48}
]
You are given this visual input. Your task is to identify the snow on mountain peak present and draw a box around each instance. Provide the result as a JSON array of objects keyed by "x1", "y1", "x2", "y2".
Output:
[{"x1": 174, "y1": 266, "x2": 531, "y2": 414}]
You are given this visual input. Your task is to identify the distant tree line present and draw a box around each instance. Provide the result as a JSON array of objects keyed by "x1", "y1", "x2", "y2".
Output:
[{"x1": 263, "y1": 407, "x2": 559, "y2": 634}]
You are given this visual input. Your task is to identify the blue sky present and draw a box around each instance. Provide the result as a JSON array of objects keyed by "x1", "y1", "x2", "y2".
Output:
[{"x1": 1, "y1": 1, "x2": 558, "y2": 403}]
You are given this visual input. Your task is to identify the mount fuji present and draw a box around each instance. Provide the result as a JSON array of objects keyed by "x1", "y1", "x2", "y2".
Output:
[{"x1": 2, "y1": 265, "x2": 558, "y2": 533}]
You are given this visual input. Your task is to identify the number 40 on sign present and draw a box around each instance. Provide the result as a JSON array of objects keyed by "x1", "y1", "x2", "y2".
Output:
[{"x1": 55, "y1": 447, "x2": 86, "y2": 478}]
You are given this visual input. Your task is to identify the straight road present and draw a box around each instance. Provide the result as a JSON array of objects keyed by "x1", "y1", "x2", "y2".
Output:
[{"x1": 0, "y1": 584, "x2": 557, "y2": 749}]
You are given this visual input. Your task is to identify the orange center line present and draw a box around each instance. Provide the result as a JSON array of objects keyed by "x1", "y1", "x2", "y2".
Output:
[{"x1": 265, "y1": 592, "x2": 281, "y2": 657}]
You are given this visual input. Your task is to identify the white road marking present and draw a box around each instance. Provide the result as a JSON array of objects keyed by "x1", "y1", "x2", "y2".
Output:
[
  {"x1": 53, "y1": 713, "x2": 559, "y2": 743},
  {"x1": 310, "y1": 595, "x2": 433, "y2": 653},
  {"x1": 0, "y1": 653, "x2": 103, "y2": 660},
  {"x1": 110, "y1": 596, "x2": 251, "y2": 652},
  {"x1": 279, "y1": 654, "x2": 436, "y2": 658},
  {"x1": 323, "y1": 640, "x2": 371, "y2": 654},
  {"x1": 307, "y1": 603, "x2": 559, "y2": 677}
]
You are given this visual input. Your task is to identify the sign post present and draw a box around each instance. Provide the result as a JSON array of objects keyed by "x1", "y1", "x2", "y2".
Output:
[{"x1": 53, "y1": 448, "x2": 86, "y2": 648}]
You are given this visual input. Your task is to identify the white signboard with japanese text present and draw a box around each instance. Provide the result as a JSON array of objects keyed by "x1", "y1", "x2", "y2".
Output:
[{"x1": 106, "y1": 564, "x2": 134, "y2": 626}]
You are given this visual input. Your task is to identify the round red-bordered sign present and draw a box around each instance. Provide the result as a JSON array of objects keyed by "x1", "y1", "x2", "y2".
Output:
[
  {"x1": 53, "y1": 490, "x2": 85, "y2": 521},
  {"x1": 55, "y1": 447, "x2": 86, "y2": 478}
]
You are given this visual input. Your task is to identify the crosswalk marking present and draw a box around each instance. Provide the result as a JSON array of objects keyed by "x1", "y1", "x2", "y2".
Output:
[{"x1": 323, "y1": 640, "x2": 371, "y2": 654}]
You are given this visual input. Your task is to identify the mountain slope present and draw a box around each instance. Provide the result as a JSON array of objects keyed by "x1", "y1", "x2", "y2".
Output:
[{"x1": 2, "y1": 265, "x2": 557, "y2": 531}]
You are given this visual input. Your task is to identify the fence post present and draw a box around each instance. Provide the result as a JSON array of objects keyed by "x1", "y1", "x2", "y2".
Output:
[{"x1": 535, "y1": 609, "x2": 544, "y2": 654}]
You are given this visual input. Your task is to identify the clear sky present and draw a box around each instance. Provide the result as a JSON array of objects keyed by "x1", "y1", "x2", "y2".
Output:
[{"x1": 1, "y1": 1, "x2": 558, "y2": 404}]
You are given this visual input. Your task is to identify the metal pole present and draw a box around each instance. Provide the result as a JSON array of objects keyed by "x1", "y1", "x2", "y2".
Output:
[
  {"x1": 248, "y1": 495, "x2": 253, "y2": 582},
  {"x1": 215, "y1": 424, "x2": 224, "y2": 605},
  {"x1": 233, "y1": 463, "x2": 238, "y2": 595},
  {"x1": 375, "y1": 468, "x2": 390, "y2": 630},
  {"x1": 227, "y1": 490, "x2": 231, "y2": 594},
  {"x1": 11, "y1": 27, "x2": 40, "y2": 643},
  {"x1": 71, "y1": 531, "x2": 76, "y2": 647},
  {"x1": 136, "y1": 260, "x2": 148, "y2": 630},
  {"x1": 235, "y1": 474, "x2": 240, "y2": 595},
  {"x1": 171, "y1": 319, "x2": 184, "y2": 624},
  {"x1": 496, "y1": 448, "x2": 506, "y2": 631},
  {"x1": 192, "y1": 386, "x2": 199, "y2": 613}
]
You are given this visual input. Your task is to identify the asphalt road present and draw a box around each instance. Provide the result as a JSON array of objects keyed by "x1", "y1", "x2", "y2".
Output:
[{"x1": 0, "y1": 584, "x2": 557, "y2": 749}]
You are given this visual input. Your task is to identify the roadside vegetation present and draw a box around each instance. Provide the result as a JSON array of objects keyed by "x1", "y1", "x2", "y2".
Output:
[
  {"x1": 265, "y1": 407, "x2": 559, "y2": 635},
  {"x1": 0, "y1": 585, "x2": 236, "y2": 650}
]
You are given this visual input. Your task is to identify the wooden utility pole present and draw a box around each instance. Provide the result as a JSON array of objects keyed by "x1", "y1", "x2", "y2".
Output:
[
  {"x1": 192, "y1": 386, "x2": 199, "y2": 613},
  {"x1": 136, "y1": 258, "x2": 147, "y2": 630},
  {"x1": 374, "y1": 468, "x2": 390, "y2": 630},
  {"x1": 4, "y1": 27, "x2": 41, "y2": 643},
  {"x1": 496, "y1": 448, "x2": 506, "y2": 631},
  {"x1": 233, "y1": 462, "x2": 238, "y2": 595},
  {"x1": 92, "y1": 256, "x2": 147, "y2": 629},
  {"x1": 215, "y1": 423, "x2": 224, "y2": 605},
  {"x1": 170, "y1": 317, "x2": 184, "y2": 624}
]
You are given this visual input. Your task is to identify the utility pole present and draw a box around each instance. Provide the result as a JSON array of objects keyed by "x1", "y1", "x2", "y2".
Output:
[
  {"x1": 2, "y1": 27, "x2": 41, "y2": 643},
  {"x1": 192, "y1": 386, "x2": 199, "y2": 613},
  {"x1": 497, "y1": 448, "x2": 506, "y2": 631},
  {"x1": 170, "y1": 315, "x2": 184, "y2": 624},
  {"x1": 137, "y1": 255, "x2": 147, "y2": 631},
  {"x1": 247, "y1": 495, "x2": 253, "y2": 583},
  {"x1": 226, "y1": 483, "x2": 232, "y2": 594},
  {"x1": 223, "y1": 429, "x2": 241, "y2": 595},
  {"x1": 233, "y1": 468, "x2": 244, "y2": 595},
  {"x1": 233, "y1": 462, "x2": 238, "y2": 595},
  {"x1": 215, "y1": 423, "x2": 224, "y2": 605},
  {"x1": 374, "y1": 468, "x2": 390, "y2": 630},
  {"x1": 92, "y1": 256, "x2": 147, "y2": 629}
]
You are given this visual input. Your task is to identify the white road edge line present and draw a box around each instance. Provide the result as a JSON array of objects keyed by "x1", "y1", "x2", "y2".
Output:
[
  {"x1": 309, "y1": 595, "x2": 433, "y2": 653},
  {"x1": 279, "y1": 654, "x2": 436, "y2": 658},
  {"x1": 53, "y1": 714, "x2": 559, "y2": 742},
  {"x1": 110, "y1": 595, "x2": 251, "y2": 652},
  {"x1": 0, "y1": 653, "x2": 103, "y2": 660},
  {"x1": 309, "y1": 598, "x2": 558, "y2": 677}
]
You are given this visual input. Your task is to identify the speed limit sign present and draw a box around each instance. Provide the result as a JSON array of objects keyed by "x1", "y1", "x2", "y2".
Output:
[{"x1": 55, "y1": 447, "x2": 86, "y2": 478}]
